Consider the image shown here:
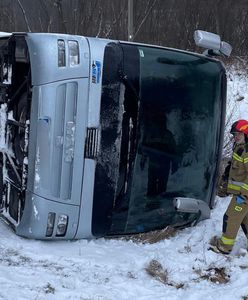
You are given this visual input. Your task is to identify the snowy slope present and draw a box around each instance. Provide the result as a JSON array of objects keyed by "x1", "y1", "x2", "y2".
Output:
[
  {"x1": 226, "y1": 62, "x2": 248, "y2": 121},
  {"x1": 0, "y1": 197, "x2": 248, "y2": 300}
]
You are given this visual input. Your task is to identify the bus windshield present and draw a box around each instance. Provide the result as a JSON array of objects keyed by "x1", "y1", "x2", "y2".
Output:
[{"x1": 106, "y1": 45, "x2": 224, "y2": 235}]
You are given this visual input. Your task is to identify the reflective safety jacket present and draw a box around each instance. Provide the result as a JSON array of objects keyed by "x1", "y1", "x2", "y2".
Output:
[{"x1": 227, "y1": 143, "x2": 248, "y2": 197}]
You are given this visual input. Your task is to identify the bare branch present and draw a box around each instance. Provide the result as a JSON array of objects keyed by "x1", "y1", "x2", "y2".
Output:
[
  {"x1": 96, "y1": 8, "x2": 103, "y2": 38},
  {"x1": 104, "y1": 3, "x2": 126, "y2": 38},
  {"x1": 16, "y1": 0, "x2": 31, "y2": 32},
  {"x1": 133, "y1": 0, "x2": 158, "y2": 40}
]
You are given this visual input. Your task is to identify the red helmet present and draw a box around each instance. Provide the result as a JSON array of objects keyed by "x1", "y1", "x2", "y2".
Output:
[{"x1": 230, "y1": 120, "x2": 248, "y2": 136}]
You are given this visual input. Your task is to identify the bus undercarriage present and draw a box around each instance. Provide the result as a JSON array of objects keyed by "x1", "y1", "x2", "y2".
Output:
[{"x1": 0, "y1": 35, "x2": 31, "y2": 226}]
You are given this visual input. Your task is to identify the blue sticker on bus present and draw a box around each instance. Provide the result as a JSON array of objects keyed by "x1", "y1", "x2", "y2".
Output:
[{"x1": 92, "y1": 60, "x2": 101, "y2": 84}]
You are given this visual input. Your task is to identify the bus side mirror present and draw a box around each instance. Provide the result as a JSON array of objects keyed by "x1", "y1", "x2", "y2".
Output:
[
  {"x1": 194, "y1": 30, "x2": 232, "y2": 57},
  {"x1": 173, "y1": 197, "x2": 211, "y2": 222},
  {"x1": 0, "y1": 32, "x2": 12, "y2": 38}
]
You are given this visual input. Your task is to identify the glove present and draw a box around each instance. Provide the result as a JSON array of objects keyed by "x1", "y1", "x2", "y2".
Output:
[
  {"x1": 236, "y1": 195, "x2": 246, "y2": 205},
  {"x1": 217, "y1": 178, "x2": 229, "y2": 197}
]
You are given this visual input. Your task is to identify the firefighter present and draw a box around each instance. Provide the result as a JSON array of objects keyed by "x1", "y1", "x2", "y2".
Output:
[{"x1": 210, "y1": 120, "x2": 248, "y2": 254}]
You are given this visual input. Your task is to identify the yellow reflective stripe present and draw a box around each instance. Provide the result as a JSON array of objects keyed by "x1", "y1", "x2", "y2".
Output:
[
  {"x1": 235, "y1": 206, "x2": 243, "y2": 212},
  {"x1": 244, "y1": 158, "x2": 248, "y2": 163},
  {"x1": 233, "y1": 153, "x2": 243, "y2": 162},
  {"x1": 233, "y1": 157, "x2": 243, "y2": 163},
  {"x1": 221, "y1": 235, "x2": 235, "y2": 245},
  {"x1": 233, "y1": 152, "x2": 242, "y2": 159},
  {"x1": 242, "y1": 184, "x2": 248, "y2": 191},
  {"x1": 228, "y1": 183, "x2": 241, "y2": 191}
]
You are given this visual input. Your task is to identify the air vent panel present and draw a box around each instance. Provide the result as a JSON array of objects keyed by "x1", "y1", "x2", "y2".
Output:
[{"x1": 85, "y1": 128, "x2": 99, "y2": 159}]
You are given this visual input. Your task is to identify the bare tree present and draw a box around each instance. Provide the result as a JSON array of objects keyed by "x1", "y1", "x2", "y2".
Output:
[
  {"x1": 0, "y1": 0, "x2": 247, "y2": 56},
  {"x1": 16, "y1": 0, "x2": 31, "y2": 32}
]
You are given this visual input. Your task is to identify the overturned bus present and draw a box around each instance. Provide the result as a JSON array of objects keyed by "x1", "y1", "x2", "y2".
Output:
[{"x1": 0, "y1": 31, "x2": 230, "y2": 239}]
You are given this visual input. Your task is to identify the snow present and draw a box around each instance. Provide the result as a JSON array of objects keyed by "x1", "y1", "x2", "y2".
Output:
[
  {"x1": 2, "y1": 63, "x2": 12, "y2": 85},
  {"x1": 0, "y1": 104, "x2": 7, "y2": 149},
  {"x1": 0, "y1": 197, "x2": 248, "y2": 300},
  {"x1": 226, "y1": 62, "x2": 248, "y2": 122}
]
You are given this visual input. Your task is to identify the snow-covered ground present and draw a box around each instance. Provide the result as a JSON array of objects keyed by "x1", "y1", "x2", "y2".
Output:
[{"x1": 0, "y1": 197, "x2": 248, "y2": 300}]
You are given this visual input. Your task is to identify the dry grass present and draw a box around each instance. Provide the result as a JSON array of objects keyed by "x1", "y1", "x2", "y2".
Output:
[
  {"x1": 194, "y1": 266, "x2": 230, "y2": 284},
  {"x1": 145, "y1": 259, "x2": 184, "y2": 289},
  {"x1": 43, "y1": 282, "x2": 55, "y2": 294},
  {"x1": 118, "y1": 226, "x2": 177, "y2": 244}
]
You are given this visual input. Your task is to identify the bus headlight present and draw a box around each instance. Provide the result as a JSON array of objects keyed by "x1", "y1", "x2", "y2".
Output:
[
  {"x1": 56, "y1": 214, "x2": 68, "y2": 237},
  {"x1": 46, "y1": 212, "x2": 55, "y2": 237},
  {"x1": 58, "y1": 39, "x2": 66, "y2": 67},
  {"x1": 68, "y1": 41, "x2": 79, "y2": 66}
]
